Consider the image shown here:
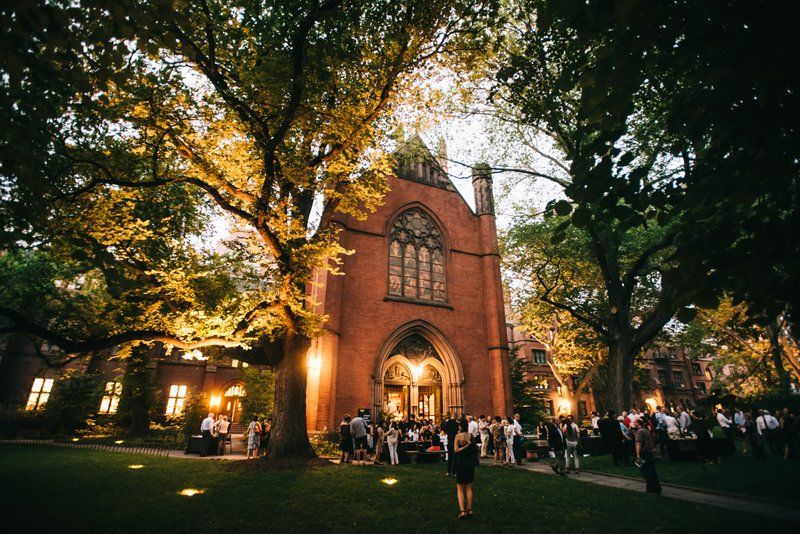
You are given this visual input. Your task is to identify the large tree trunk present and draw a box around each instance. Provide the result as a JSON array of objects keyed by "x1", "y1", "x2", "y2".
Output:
[
  {"x1": 265, "y1": 332, "x2": 315, "y2": 459},
  {"x1": 767, "y1": 322, "x2": 791, "y2": 392},
  {"x1": 606, "y1": 340, "x2": 634, "y2": 411}
]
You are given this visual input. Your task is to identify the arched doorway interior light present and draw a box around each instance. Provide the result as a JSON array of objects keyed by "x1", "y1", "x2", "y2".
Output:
[{"x1": 372, "y1": 320, "x2": 464, "y2": 419}]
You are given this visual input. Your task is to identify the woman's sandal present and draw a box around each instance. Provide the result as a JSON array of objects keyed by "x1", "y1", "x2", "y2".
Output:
[
  {"x1": 458, "y1": 511, "x2": 467, "y2": 520},
  {"x1": 466, "y1": 509, "x2": 473, "y2": 518}
]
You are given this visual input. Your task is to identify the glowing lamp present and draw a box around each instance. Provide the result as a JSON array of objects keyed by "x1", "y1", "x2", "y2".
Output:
[
  {"x1": 307, "y1": 356, "x2": 322, "y2": 373},
  {"x1": 381, "y1": 478, "x2": 398, "y2": 486},
  {"x1": 178, "y1": 488, "x2": 205, "y2": 497},
  {"x1": 557, "y1": 400, "x2": 571, "y2": 415},
  {"x1": 210, "y1": 395, "x2": 221, "y2": 408},
  {"x1": 71, "y1": 438, "x2": 79, "y2": 442},
  {"x1": 128, "y1": 464, "x2": 144, "y2": 470}
]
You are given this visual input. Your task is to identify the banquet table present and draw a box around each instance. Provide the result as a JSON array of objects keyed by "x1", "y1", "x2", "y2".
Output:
[{"x1": 185, "y1": 434, "x2": 219, "y2": 456}]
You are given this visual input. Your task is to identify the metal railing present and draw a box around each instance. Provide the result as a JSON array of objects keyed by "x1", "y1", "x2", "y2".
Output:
[{"x1": 2, "y1": 439, "x2": 173, "y2": 457}]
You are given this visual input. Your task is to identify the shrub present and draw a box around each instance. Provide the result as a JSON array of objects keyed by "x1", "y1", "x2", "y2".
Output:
[
  {"x1": 43, "y1": 371, "x2": 103, "y2": 435},
  {"x1": 239, "y1": 366, "x2": 275, "y2": 422}
]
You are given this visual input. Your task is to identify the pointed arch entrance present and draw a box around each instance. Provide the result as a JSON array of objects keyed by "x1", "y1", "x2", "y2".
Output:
[{"x1": 372, "y1": 321, "x2": 464, "y2": 420}]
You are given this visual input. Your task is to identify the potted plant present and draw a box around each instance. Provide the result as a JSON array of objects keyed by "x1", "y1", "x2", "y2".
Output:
[{"x1": 524, "y1": 439, "x2": 538, "y2": 460}]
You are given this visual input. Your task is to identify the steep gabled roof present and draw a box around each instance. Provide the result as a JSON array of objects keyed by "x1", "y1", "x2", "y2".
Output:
[{"x1": 393, "y1": 134, "x2": 457, "y2": 192}]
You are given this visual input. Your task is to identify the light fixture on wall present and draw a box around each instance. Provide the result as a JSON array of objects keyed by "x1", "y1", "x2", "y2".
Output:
[
  {"x1": 307, "y1": 355, "x2": 322, "y2": 373},
  {"x1": 557, "y1": 399, "x2": 571, "y2": 415},
  {"x1": 210, "y1": 395, "x2": 221, "y2": 408}
]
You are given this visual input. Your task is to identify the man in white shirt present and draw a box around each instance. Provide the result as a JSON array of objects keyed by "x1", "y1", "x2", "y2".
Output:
[
  {"x1": 513, "y1": 413, "x2": 524, "y2": 464},
  {"x1": 677, "y1": 407, "x2": 692, "y2": 436},
  {"x1": 716, "y1": 408, "x2": 733, "y2": 439},
  {"x1": 467, "y1": 415, "x2": 479, "y2": 443},
  {"x1": 757, "y1": 409, "x2": 781, "y2": 456},
  {"x1": 200, "y1": 412, "x2": 215, "y2": 457},
  {"x1": 478, "y1": 415, "x2": 490, "y2": 458}
]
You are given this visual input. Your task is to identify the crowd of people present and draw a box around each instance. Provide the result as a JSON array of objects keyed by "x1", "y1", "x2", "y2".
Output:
[
  {"x1": 198, "y1": 412, "x2": 231, "y2": 457},
  {"x1": 589, "y1": 405, "x2": 799, "y2": 466},
  {"x1": 337, "y1": 413, "x2": 527, "y2": 468}
]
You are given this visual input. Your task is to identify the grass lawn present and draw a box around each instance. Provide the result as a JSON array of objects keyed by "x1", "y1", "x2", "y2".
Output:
[
  {"x1": 579, "y1": 453, "x2": 800, "y2": 505},
  {"x1": 0, "y1": 444, "x2": 794, "y2": 533}
]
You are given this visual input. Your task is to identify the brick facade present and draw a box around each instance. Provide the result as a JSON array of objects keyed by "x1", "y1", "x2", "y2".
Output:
[{"x1": 305, "y1": 140, "x2": 513, "y2": 430}]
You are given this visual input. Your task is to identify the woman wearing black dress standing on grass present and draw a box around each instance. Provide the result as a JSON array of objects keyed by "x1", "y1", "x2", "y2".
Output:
[{"x1": 453, "y1": 419, "x2": 476, "y2": 519}]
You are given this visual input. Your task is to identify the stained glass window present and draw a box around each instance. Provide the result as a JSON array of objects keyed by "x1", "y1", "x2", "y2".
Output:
[{"x1": 388, "y1": 209, "x2": 446, "y2": 302}]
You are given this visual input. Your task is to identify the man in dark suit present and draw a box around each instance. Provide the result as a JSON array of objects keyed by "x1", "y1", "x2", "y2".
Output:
[
  {"x1": 598, "y1": 411, "x2": 628, "y2": 466},
  {"x1": 442, "y1": 413, "x2": 460, "y2": 476},
  {"x1": 544, "y1": 416, "x2": 567, "y2": 476}
]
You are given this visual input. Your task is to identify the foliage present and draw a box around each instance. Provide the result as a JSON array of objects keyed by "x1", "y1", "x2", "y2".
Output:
[
  {"x1": 43, "y1": 371, "x2": 104, "y2": 434},
  {"x1": 491, "y1": 0, "x2": 798, "y2": 404},
  {"x1": 179, "y1": 391, "x2": 209, "y2": 445},
  {"x1": 0, "y1": 408, "x2": 50, "y2": 439},
  {"x1": 507, "y1": 345, "x2": 546, "y2": 424},
  {"x1": 504, "y1": 211, "x2": 678, "y2": 409},
  {"x1": 115, "y1": 346, "x2": 157, "y2": 435},
  {"x1": 679, "y1": 297, "x2": 800, "y2": 396},
  {"x1": 309, "y1": 430, "x2": 340, "y2": 459},
  {"x1": 238, "y1": 366, "x2": 276, "y2": 422}
]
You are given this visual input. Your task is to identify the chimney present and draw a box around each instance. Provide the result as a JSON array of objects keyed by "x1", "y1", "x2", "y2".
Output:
[{"x1": 471, "y1": 164, "x2": 495, "y2": 216}]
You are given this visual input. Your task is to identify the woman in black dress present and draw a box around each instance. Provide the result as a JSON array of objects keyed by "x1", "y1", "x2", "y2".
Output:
[
  {"x1": 453, "y1": 418, "x2": 476, "y2": 519},
  {"x1": 340, "y1": 415, "x2": 353, "y2": 464}
]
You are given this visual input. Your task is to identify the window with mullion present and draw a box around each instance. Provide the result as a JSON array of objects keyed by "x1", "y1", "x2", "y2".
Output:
[{"x1": 388, "y1": 208, "x2": 446, "y2": 303}]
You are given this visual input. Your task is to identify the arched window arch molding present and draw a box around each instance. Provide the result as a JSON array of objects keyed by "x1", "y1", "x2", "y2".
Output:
[
  {"x1": 372, "y1": 320, "x2": 465, "y2": 417},
  {"x1": 385, "y1": 203, "x2": 449, "y2": 304}
]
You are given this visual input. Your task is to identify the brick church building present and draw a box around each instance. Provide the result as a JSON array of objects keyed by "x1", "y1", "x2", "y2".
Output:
[{"x1": 304, "y1": 136, "x2": 513, "y2": 431}]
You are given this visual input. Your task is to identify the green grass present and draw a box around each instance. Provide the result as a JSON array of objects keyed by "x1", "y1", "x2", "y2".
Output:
[
  {"x1": 579, "y1": 453, "x2": 800, "y2": 505},
  {"x1": 0, "y1": 444, "x2": 794, "y2": 533}
]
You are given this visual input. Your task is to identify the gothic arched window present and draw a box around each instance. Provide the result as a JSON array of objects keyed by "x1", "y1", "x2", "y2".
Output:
[{"x1": 388, "y1": 209, "x2": 446, "y2": 302}]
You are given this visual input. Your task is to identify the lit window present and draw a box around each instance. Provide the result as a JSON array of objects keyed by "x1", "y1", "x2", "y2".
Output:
[
  {"x1": 231, "y1": 359, "x2": 239, "y2": 368},
  {"x1": 532, "y1": 376, "x2": 548, "y2": 390},
  {"x1": 165, "y1": 384, "x2": 188, "y2": 415},
  {"x1": 99, "y1": 381, "x2": 122, "y2": 414},
  {"x1": 224, "y1": 385, "x2": 245, "y2": 397},
  {"x1": 656, "y1": 370, "x2": 667, "y2": 384},
  {"x1": 672, "y1": 371, "x2": 685, "y2": 388},
  {"x1": 26, "y1": 378, "x2": 54, "y2": 411},
  {"x1": 388, "y1": 209, "x2": 446, "y2": 303},
  {"x1": 705, "y1": 369, "x2": 713, "y2": 380},
  {"x1": 241, "y1": 362, "x2": 249, "y2": 368}
]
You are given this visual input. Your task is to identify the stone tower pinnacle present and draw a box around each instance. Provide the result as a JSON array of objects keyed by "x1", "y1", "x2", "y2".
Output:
[{"x1": 471, "y1": 163, "x2": 495, "y2": 216}]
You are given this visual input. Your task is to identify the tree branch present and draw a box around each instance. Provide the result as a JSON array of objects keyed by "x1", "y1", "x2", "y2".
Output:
[{"x1": 0, "y1": 307, "x2": 242, "y2": 354}]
